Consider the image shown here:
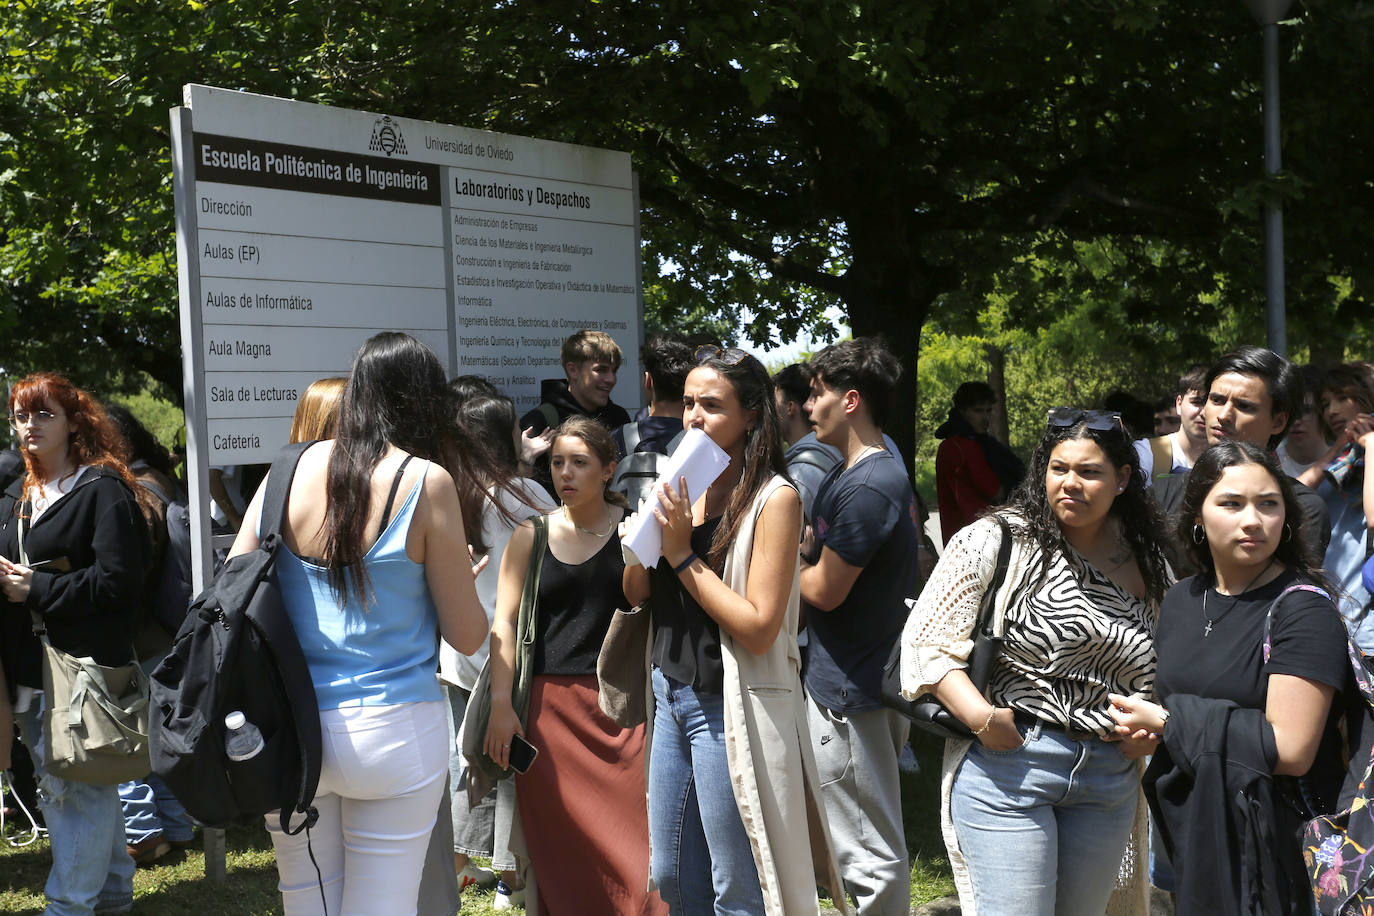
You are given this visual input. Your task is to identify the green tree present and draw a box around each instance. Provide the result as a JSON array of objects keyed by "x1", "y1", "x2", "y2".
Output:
[{"x1": 3, "y1": 0, "x2": 1372, "y2": 467}]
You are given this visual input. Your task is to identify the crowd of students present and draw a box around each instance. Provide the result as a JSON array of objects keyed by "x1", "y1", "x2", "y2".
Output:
[{"x1": 3, "y1": 328, "x2": 1374, "y2": 916}]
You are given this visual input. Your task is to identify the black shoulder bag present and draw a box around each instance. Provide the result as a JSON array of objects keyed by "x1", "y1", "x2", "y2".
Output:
[{"x1": 880, "y1": 515, "x2": 1013, "y2": 740}]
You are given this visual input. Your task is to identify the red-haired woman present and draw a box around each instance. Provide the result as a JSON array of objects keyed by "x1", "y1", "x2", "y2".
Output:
[{"x1": 0, "y1": 372, "x2": 149, "y2": 916}]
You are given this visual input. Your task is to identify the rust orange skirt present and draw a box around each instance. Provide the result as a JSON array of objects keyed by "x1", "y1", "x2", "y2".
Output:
[{"x1": 518, "y1": 674, "x2": 668, "y2": 916}]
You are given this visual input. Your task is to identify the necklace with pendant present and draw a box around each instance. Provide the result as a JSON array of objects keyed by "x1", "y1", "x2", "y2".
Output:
[{"x1": 1202, "y1": 556, "x2": 1277, "y2": 636}]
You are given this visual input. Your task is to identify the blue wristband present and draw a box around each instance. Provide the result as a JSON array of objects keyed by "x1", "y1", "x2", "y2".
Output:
[{"x1": 673, "y1": 553, "x2": 698, "y2": 575}]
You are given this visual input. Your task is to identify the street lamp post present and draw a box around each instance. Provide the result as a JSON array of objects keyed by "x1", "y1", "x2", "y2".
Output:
[{"x1": 1242, "y1": 0, "x2": 1295, "y2": 356}]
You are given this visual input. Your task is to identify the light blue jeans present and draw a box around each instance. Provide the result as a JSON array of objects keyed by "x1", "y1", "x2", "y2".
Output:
[
  {"x1": 648, "y1": 667, "x2": 764, "y2": 916},
  {"x1": 15, "y1": 697, "x2": 136, "y2": 916},
  {"x1": 118, "y1": 774, "x2": 195, "y2": 844},
  {"x1": 951, "y1": 719, "x2": 1138, "y2": 916},
  {"x1": 118, "y1": 653, "x2": 195, "y2": 845}
]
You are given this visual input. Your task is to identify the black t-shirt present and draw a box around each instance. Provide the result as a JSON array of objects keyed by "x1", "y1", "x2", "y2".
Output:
[
  {"x1": 650, "y1": 516, "x2": 725, "y2": 693},
  {"x1": 804, "y1": 450, "x2": 921, "y2": 712},
  {"x1": 533, "y1": 535, "x2": 628, "y2": 676},
  {"x1": 1156, "y1": 569, "x2": 1349, "y2": 809}
]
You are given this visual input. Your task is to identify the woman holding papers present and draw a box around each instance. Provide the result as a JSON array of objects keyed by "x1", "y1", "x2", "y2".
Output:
[
  {"x1": 623, "y1": 347, "x2": 847, "y2": 916},
  {"x1": 484, "y1": 416, "x2": 666, "y2": 915}
]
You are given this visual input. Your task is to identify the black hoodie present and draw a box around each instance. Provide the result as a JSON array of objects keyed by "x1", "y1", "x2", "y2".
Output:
[
  {"x1": 0, "y1": 467, "x2": 148, "y2": 692},
  {"x1": 519, "y1": 378, "x2": 632, "y2": 499}
]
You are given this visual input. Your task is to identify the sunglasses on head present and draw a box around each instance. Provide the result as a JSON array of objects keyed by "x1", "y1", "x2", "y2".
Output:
[
  {"x1": 694, "y1": 344, "x2": 750, "y2": 367},
  {"x1": 1046, "y1": 407, "x2": 1126, "y2": 434}
]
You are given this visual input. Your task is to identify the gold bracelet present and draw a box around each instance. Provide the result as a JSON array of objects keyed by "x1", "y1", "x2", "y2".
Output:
[{"x1": 973, "y1": 708, "x2": 997, "y2": 736}]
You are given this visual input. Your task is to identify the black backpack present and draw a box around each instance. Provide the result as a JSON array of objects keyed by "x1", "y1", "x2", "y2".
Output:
[
  {"x1": 149, "y1": 442, "x2": 321, "y2": 836},
  {"x1": 139, "y1": 478, "x2": 194, "y2": 636},
  {"x1": 611, "y1": 422, "x2": 684, "y2": 508}
]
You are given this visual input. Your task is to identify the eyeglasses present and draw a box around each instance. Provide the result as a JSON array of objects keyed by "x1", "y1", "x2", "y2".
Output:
[
  {"x1": 8, "y1": 409, "x2": 59, "y2": 429},
  {"x1": 1046, "y1": 407, "x2": 1126, "y2": 435},
  {"x1": 694, "y1": 344, "x2": 751, "y2": 367}
]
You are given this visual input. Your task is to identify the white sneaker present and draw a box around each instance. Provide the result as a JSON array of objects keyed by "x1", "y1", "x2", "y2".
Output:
[
  {"x1": 493, "y1": 881, "x2": 527, "y2": 910},
  {"x1": 458, "y1": 862, "x2": 498, "y2": 892}
]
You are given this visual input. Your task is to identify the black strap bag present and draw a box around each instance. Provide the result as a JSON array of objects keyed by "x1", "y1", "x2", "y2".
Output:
[
  {"x1": 880, "y1": 516, "x2": 1012, "y2": 740},
  {"x1": 149, "y1": 442, "x2": 321, "y2": 836}
]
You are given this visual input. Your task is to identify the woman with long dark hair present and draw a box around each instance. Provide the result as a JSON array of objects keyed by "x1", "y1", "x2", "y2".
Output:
[
  {"x1": 0, "y1": 372, "x2": 149, "y2": 916},
  {"x1": 440, "y1": 392, "x2": 553, "y2": 903},
  {"x1": 902, "y1": 408, "x2": 1171, "y2": 916},
  {"x1": 623, "y1": 348, "x2": 846, "y2": 915},
  {"x1": 104, "y1": 403, "x2": 199, "y2": 865},
  {"x1": 230, "y1": 332, "x2": 487, "y2": 916},
  {"x1": 1109, "y1": 440, "x2": 1348, "y2": 915}
]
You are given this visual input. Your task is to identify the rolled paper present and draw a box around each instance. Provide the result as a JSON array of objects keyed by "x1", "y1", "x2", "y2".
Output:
[{"x1": 619, "y1": 428, "x2": 731, "y2": 567}]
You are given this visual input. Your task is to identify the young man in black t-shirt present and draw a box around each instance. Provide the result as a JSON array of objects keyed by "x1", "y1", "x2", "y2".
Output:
[{"x1": 799, "y1": 337, "x2": 917, "y2": 916}]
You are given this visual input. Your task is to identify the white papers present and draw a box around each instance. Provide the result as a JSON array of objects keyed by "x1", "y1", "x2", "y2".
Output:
[{"x1": 620, "y1": 428, "x2": 731, "y2": 567}]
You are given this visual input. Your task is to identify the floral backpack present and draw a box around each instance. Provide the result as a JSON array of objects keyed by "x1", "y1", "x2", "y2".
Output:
[{"x1": 1271, "y1": 585, "x2": 1374, "y2": 915}]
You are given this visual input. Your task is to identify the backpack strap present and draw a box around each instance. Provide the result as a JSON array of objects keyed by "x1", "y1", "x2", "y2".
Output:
[
  {"x1": 1262, "y1": 583, "x2": 1332, "y2": 664},
  {"x1": 139, "y1": 478, "x2": 175, "y2": 508},
  {"x1": 259, "y1": 441, "x2": 316, "y2": 544},
  {"x1": 1149, "y1": 435, "x2": 1173, "y2": 480},
  {"x1": 621, "y1": 422, "x2": 642, "y2": 455},
  {"x1": 789, "y1": 443, "x2": 839, "y2": 474}
]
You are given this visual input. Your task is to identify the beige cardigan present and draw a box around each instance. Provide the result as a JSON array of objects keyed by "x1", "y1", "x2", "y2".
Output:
[{"x1": 642, "y1": 475, "x2": 850, "y2": 916}]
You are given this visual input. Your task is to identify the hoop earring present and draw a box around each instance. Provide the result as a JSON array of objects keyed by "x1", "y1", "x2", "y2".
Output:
[
  {"x1": 1282, "y1": 523, "x2": 1293, "y2": 543},
  {"x1": 1191, "y1": 524, "x2": 1206, "y2": 545}
]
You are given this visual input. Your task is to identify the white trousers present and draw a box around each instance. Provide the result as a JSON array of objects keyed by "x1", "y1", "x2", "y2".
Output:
[{"x1": 267, "y1": 701, "x2": 450, "y2": 916}]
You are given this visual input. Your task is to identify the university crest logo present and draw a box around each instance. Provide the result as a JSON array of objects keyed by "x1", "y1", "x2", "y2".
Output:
[{"x1": 368, "y1": 116, "x2": 407, "y2": 157}]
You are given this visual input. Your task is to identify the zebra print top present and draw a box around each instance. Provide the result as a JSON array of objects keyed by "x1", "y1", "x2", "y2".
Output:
[{"x1": 903, "y1": 513, "x2": 1158, "y2": 736}]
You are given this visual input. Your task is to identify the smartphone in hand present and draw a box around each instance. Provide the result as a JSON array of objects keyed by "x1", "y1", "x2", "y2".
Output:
[{"x1": 508, "y1": 734, "x2": 539, "y2": 774}]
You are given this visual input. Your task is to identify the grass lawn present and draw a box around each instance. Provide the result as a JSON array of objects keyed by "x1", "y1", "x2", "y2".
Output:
[
  {"x1": 0, "y1": 822, "x2": 281, "y2": 915},
  {"x1": 1, "y1": 732, "x2": 954, "y2": 914},
  {"x1": 904, "y1": 729, "x2": 958, "y2": 907}
]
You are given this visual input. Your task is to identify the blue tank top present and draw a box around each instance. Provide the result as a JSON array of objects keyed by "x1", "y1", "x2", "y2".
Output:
[{"x1": 276, "y1": 463, "x2": 441, "y2": 709}]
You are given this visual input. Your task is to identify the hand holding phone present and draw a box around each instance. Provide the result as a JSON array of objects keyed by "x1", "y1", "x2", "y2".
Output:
[{"x1": 508, "y1": 734, "x2": 539, "y2": 774}]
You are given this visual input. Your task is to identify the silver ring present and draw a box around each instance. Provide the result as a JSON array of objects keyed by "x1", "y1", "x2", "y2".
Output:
[{"x1": 502, "y1": 744, "x2": 510, "y2": 749}]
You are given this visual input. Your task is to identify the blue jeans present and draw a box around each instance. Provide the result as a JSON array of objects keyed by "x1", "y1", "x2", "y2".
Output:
[
  {"x1": 119, "y1": 654, "x2": 195, "y2": 845},
  {"x1": 15, "y1": 697, "x2": 136, "y2": 916},
  {"x1": 648, "y1": 668, "x2": 764, "y2": 916},
  {"x1": 118, "y1": 774, "x2": 194, "y2": 844},
  {"x1": 951, "y1": 720, "x2": 1138, "y2": 916}
]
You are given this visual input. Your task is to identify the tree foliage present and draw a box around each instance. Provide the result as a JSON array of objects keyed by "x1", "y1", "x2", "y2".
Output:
[{"x1": 1, "y1": 0, "x2": 1371, "y2": 465}]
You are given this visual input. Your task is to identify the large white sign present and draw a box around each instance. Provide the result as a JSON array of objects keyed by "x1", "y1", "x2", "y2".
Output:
[
  {"x1": 171, "y1": 85, "x2": 641, "y2": 588},
  {"x1": 173, "y1": 85, "x2": 641, "y2": 467}
]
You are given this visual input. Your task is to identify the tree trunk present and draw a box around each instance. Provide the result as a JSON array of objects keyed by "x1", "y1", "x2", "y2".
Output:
[
  {"x1": 985, "y1": 344, "x2": 1009, "y2": 445},
  {"x1": 839, "y1": 199, "x2": 951, "y2": 484}
]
